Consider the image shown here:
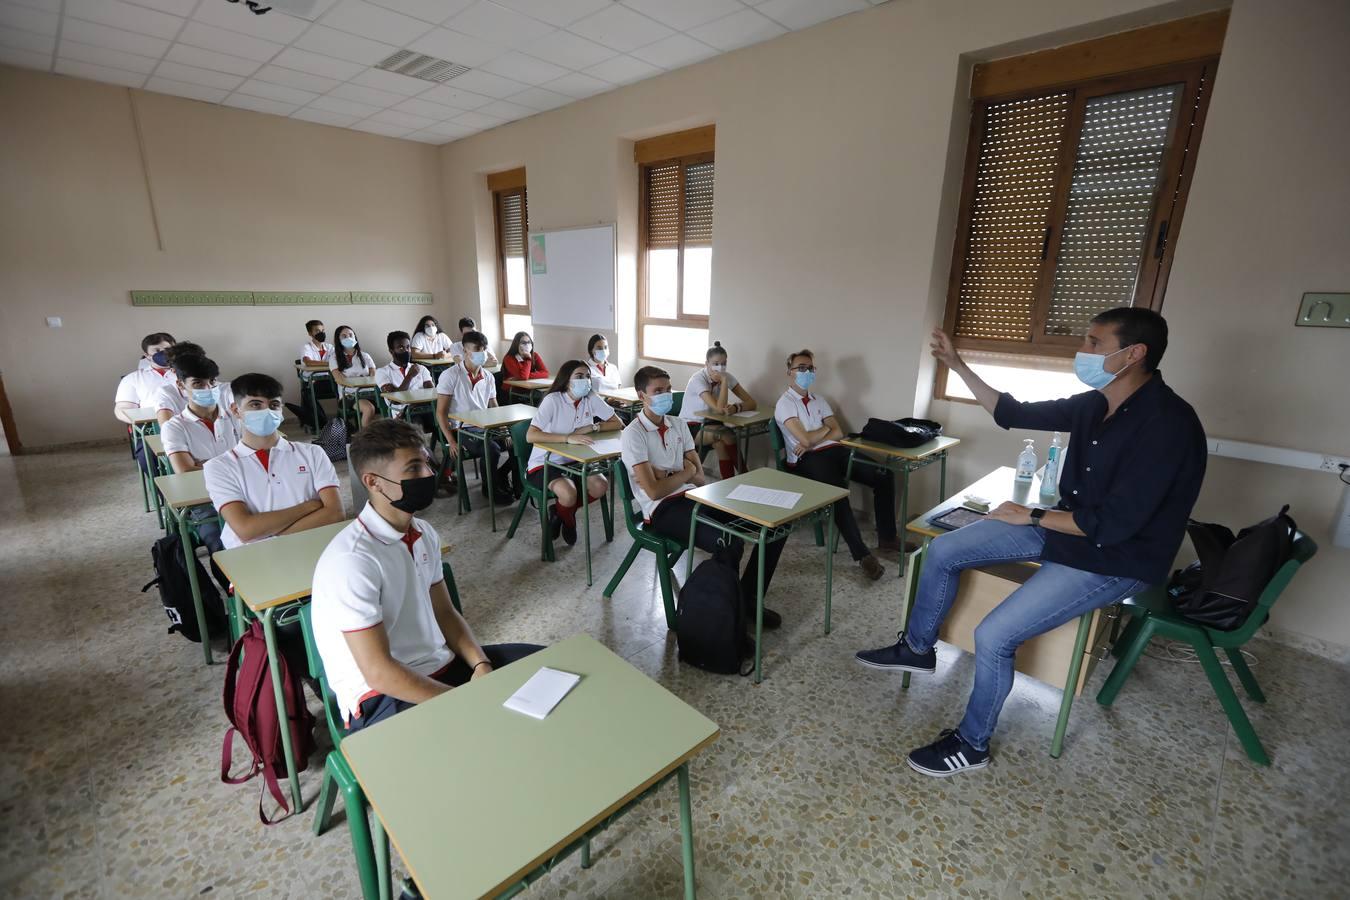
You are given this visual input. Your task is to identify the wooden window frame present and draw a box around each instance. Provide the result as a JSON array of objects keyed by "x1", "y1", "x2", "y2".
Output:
[{"x1": 491, "y1": 170, "x2": 529, "y2": 337}]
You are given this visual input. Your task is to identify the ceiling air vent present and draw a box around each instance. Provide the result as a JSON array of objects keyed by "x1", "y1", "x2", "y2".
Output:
[{"x1": 375, "y1": 50, "x2": 471, "y2": 83}]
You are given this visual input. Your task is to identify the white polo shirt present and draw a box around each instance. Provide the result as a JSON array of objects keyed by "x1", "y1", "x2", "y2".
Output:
[
  {"x1": 203, "y1": 436, "x2": 339, "y2": 549},
  {"x1": 435, "y1": 363, "x2": 495, "y2": 429},
  {"x1": 153, "y1": 381, "x2": 236, "y2": 418},
  {"x1": 682, "y1": 369, "x2": 740, "y2": 423},
  {"x1": 115, "y1": 366, "x2": 176, "y2": 408},
  {"x1": 301, "y1": 340, "x2": 334, "y2": 363},
  {"x1": 527, "y1": 391, "x2": 616, "y2": 471},
  {"x1": 412, "y1": 331, "x2": 454, "y2": 356},
  {"x1": 774, "y1": 388, "x2": 839, "y2": 465},
  {"x1": 621, "y1": 412, "x2": 697, "y2": 521},
  {"x1": 311, "y1": 505, "x2": 450, "y2": 722},
  {"x1": 161, "y1": 406, "x2": 238, "y2": 468},
  {"x1": 376, "y1": 361, "x2": 432, "y2": 417},
  {"x1": 587, "y1": 358, "x2": 620, "y2": 390},
  {"x1": 330, "y1": 350, "x2": 375, "y2": 397}
]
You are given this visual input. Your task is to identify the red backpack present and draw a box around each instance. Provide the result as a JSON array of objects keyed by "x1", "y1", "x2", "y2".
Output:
[{"x1": 221, "y1": 620, "x2": 316, "y2": 824}]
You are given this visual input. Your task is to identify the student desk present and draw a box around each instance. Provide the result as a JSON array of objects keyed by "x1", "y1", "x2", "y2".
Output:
[
  {"x1": 383, "y1": 387, "x2": 438, "y2": 421},
  {"x1": 599, "y1": 386, "x2": 642, "y2": 420},
  {"x1": 295, "y1": 363, "x2": 334, "y2": 434},
  {"x1": 445, "y1": 404, "x2": 536, "y2": 531},
  {"x1": 697, "y1": 408, "x2": 775, "y2": 474},
  {"x1": 143, "y1": 433, "x2": 170, "y2": 528},
  {"x1": 685, "y1": 468, "x2": 848, "y2": 683},
  {"x1": 154, "y1": 470, "x2": 217, "y2": 666},
  {"x1": 900, "y1": 466, "x2": 1125, "y2": 757},
  {"x1": 337, "y1": 375, "x2": 380, "y2": 423},
  {"x1": 532, "y1": 440, "x2": 620, "y2": 587},
  {"x1": 504, "y1": 377, "x2": 552, "y2": 404},
  {"x1": 418, "y1": 357, "x2": 455, "y2": 380},
  {"x1": 341, "y1": 634, "x2": 719, "y2": 900},
  {"x1": 840, "y1": 434, "x2": 962, "y2": 566},
  {"x1": 130, "y1": 407, "x2": 160, "y2": 513}
]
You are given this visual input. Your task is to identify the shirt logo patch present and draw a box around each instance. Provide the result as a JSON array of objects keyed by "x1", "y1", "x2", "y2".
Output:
[{"x1": 298, "y1": 465, "x2": 307, "y2": 473}]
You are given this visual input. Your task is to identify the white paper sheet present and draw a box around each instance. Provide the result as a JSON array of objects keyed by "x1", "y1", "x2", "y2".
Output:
[
  {"x1": 732, "y1": 410, "x2": 761, "y2": 418},
  {"x1": 502, "y1": 667, "x2": 581, "y2": 720},
  {"x1": 587, "y1": 437, "x2": 623, "y2": 456},
  {"x1": 727, "y1": 485, "x2": 802, "y2": 509}
]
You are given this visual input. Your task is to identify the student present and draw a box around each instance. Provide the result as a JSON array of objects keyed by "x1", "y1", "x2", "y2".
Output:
[
  {"x1": 377, "y1": 331, "x2": 435, "y2": 431},
  {"x1": 525, "y1": 360, "x2": 621, "y2": 546},
  {"x1": 152, "y1": 342, "x2": 206, "y2": 425},
  {"x1": 295, "y1": 319, "x2": 336, "y2": 429},
  {"x1": 330, "y1": 325, "x2": 378, "y2": 430},
  {"x1": 682, "y1": 341, "x2": 757, "y2": 479},
  {"x1": 774, "y1": 349, "x2": 897, "y2": 581},
  {"x1": 624, "y1": 366, "x2": 786, "y2": 629},
  {"x1": 435, "y1": 331, "x2": 516, "y2": 503},
  {"x1": 203, "y1": 373, "x2": 344, "y2": 550},
  {"x1": 501, "y1": 331, "x2": 550, "y2": 381},
  {"x1": 410, "y1": 315, "x2": 454, "y2": 361},
  {"x1": 449, "y1": 316, "x2": 498, "y2": 365},
  {"x1": 585, "y1": 333, "x2": 620, "y2": 391},
  {"x1": 300, "y1": 319, "x2": 334, "y2": 365},
  {"x1": 857, "y1": 310, "x2": 1205, "y2": 777},
  {"x1": 160, "y1": 354, "x2": 238, "y2": 552},
  {"x1": 311, "y1": 418, "x2": 542, "y2": 732},
  {"x1": 114, "y1": 332, "x2": 177, "y2": 424}
]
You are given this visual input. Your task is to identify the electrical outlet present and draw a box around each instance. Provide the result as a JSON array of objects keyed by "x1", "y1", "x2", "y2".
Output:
[
  {"x1": 1295, "y1": 292, "x2": 1350, "y2": 328},
  {"x1": 45, "y1": 316, "x2": 62, "y2": 328},
  {"x1": 1320, "y1": 456, "x2": 1350, "y2": 473}
]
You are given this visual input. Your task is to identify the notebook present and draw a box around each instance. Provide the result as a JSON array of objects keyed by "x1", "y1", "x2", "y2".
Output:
[{"x1": 502, "y1": 667, "x2": 581, "y2": 720}]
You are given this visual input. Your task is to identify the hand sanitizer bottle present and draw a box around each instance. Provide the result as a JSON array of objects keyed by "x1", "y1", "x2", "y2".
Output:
[
  {"x1": 1040, "y1": 432, "x2": 1064, "y2": 501},
  {"x1": 1015, "y1": 439, "x2": 1037, "y2": 482}
]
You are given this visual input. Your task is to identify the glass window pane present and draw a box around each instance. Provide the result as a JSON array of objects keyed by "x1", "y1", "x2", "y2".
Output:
[
  {"x1": 646, "y1": 247, "x2": 678, "y2": 319},
  {"x1": 946, "y1": 359, "x2": 1082, "y2": 403},
  {"x1": 682, "y1": 246, "x2": 711, "y2": 316},
  {"x1": 504, "y1": 257, "x2": 528, "y2": 308},
  {"x1": 502, "y1": 312, "x2": 532, "y2": 340},
  {"x1": 643, "y1": 324, "x2": 708, "y2": 364}
]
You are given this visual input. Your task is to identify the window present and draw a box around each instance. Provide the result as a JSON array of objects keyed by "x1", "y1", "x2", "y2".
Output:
[
  {"x1": 938, "y1": 12, "x2": 1226, "y2": 399},
  {"x1": 636, "y1": 126, "x2": 714, "y2": 363},
  {"x1": 490, "y1": 167, "x2": 530, "y2": 338}
]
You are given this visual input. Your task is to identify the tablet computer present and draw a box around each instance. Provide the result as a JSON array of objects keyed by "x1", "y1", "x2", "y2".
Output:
[{"x1": 929, "y1": 506, "x2": 988, "y2": 531}]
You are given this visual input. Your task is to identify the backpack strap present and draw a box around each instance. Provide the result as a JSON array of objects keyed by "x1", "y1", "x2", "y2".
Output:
[{"x1": 220, "y1": 630, "x2": 262, "y2": 786}]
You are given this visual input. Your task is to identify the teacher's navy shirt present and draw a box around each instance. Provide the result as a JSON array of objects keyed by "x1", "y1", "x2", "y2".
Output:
[{"x1": 993, "y1": 371, "x2": 1206, "y2": 585}]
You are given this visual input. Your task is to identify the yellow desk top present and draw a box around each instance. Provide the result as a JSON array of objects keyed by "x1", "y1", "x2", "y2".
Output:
[
  {"x1": 339, "y1": 375, "x2": 378, "y2": 388},
  {"x1": 840, "y1": 434, "x2": 962, "y2": 461},
  {"x1": 600, "y1": 387, "x2": 640, "y2": 404},
  {"x1": 447, "y1": 403, "x2": 535, "y2": 429},
  {"x1": 504, "y1": 377, "x2": 552, "y2": 391},
  {"x1": 699, "y1": 408, "x2": 774, "y2": 428},
  {"x1": 533, "y1": 439, "x2": 622, "y2": 464},
  {"x1": 685, "y1": 466, "x2": 847, "y2": 529},
  {"x1": 907, "y1": 465, "x2": 1050, "y2": 539},
  {"x1": 154, "y1": 470, "x2": 209, "y2": 509},
  {"x1": 144, "y1": 434, "x2": 165, "y2": 456},
  {"x1": 385, "y1": 387, "x2": 438, "y2": 405},
  {"x1": 129, "y1": 407, "x2": 159, "y2": 426}
]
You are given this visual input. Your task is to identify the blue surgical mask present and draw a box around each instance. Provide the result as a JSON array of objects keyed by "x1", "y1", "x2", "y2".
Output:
[
  {"x1": 794, "y1": 370, "x2": 816, "y2": 391},
  {"x1": 151, "y1": 351, "x2": 169, "y2": 367},
  {"x1": 190, "y1": 387, "x2": 218, "y2": 407},
  {"x1": 340, "y1": 336, "x2": 357, "y2": 349},
  {"x1": 569, "y1": 378, "x2": 592, "y2": 399},
  {"x1": 593, "y1": 348, "x2": 608, "y2": 362},
  {"x1": 1073, "y1": 346, "x2": 1133, "y2": 390},
  {"x1": 242, "y1": 408, "x2": 284, "y2": 437},
  {"x1": 470, "y1": 350, "x2": 487, "y2": 367},
  {"x1": 649, "y1": 392, "x2": 674, "y2": 416}
]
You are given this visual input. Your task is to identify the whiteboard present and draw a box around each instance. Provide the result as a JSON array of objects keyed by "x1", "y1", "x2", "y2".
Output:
[{"x1": 527, "y1": 224, "x2": 615, "y2": 330}]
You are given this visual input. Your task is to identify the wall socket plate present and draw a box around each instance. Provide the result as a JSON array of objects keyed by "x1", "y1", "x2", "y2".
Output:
[{"x1": 1295, "y1": 292, "x2": 1350, "y2": 328}]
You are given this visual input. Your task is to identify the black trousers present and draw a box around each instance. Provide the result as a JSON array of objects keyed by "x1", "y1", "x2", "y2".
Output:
[
  {"x1": 457, "y1": 430, "x2": 516, "y2": 495},
  {"x1": 299, "y1": 377, "x2": 336, "y2": 427},
  {"x1": 648, "y1": 496, "x2": 786, "y2": 606},
  {"x1": 792, "y1": 444, "x2": 896, "y2": 560}
]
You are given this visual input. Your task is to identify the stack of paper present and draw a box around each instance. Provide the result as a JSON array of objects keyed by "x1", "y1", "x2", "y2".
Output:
[
  {"x1": 727, "y1": 485, "x2": 802, "y2": 509},
  {"x1": 502, "y1": 667, "x2": 581, "y2": 720},
  {"x1": 587, "y1": 437, "x2": 623, "y2": 456}
]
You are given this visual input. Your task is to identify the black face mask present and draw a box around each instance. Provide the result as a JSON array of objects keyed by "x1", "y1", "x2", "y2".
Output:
[
  {"x1": 375, "y1": 473, "x2": 436, "y2": 513},
  {"x1": 313, "y1": 330, "x2": 327, "y2": 343},
  {"x1": 392, "y1": 350, "x2": 411, "y2": 365}
]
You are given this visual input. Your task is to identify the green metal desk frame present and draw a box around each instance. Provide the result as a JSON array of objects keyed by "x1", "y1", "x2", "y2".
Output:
[
  {"x1": 697, "y1": 410, "x2": 774, "y2": 475},
  {"x1": 843, "y1": 438, "x2": 956, "y2": 575},
  {"x1": 296, "y1": 365, "x2": 334, "y2": 434},
  {"x1": 539, "y1": 453, "x2": 617, "y2": 586}
]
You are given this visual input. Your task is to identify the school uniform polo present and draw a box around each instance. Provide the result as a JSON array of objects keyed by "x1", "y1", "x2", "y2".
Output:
[
  {"x1": 682, "y1": 369, "x2": 739, "y2": 423},
  {"x1": 160, "y1": 406, "x2": 238, "y2": 466},
  {"x1": 311, "y1": 505, "x2": 450, "y2": 723},
  {"x1": 587, "y1": 358, "x2": 620, "y2": 390},
  {"x1": 376, "y1": 361, "x2": 432, "y2": 417},
  {"x1": 203, "y1": 436, "x2": 339, "y2": 549},
  {"x1": 434, "y1": 363, "x2": 494, "y2": 429},
  {"x1": 115, "y1": 365, "x2": 176, "y2": 408},
  {"x1": 412, "y1": 331, "x2": 454, "y2": 356},
  {"x1": 330, "y1": 351, "x2": 375, "y2": 398},
  {"x1": 153, "y1": 381, "x2": 237, "y2": 419},
  {"x1": 526, "y1": 391, "x2": 616, "y2": 471},
  {"x1": 774, "y1": 388, "x2": 839, "y2": 465},
  {"x1": 621, "y1": 412, "x2": 697, "y2": 521},
  {"x1": 301, "y1": 340, "x2": 334, "y2": 363}
]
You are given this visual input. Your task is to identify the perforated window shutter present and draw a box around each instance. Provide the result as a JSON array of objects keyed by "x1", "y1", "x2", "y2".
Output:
[
  {"x1": 645, "y1": 163, "x2": 680, "y2": 250},
  {"x1": 683, "y1": 161, "x2": 714, "y2": 247},
  {"x1": 499, "y1": 190, "x2": 525, "y2": 258}
]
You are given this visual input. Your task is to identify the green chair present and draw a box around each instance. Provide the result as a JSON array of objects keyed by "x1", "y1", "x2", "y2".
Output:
[
  {"x1": 504, "y1": 419, "x2": 557, "y2": 562},
  {"x1": 602, "y1": 464, "x2": 688, "y2": 628},
  {"x1": 767, "y1": 419, "x2": 826, "y2": 547},
  {"x1": 669, "y1": 390, "x2": 684, "y2": 416},
  {"x1": 1096, "y1": 533, "x2": 1318, "y2": 766}
]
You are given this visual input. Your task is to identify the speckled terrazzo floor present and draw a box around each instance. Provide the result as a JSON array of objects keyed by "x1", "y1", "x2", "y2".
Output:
[{"x1": 1, "y1": 435, "x2": 1347, "y2": 899}]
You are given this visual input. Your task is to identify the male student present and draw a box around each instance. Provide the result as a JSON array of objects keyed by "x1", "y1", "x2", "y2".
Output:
[
  {"x1": 774, "y1": 349, "x2": 896, "y2": 581},
  {"x1": 376, "y1": 331, "x2": 435, "y2": 431},
  {"x1": 311, "y1": 418, "x2": 542, "y2": 731},
  {"x1": 203, "y1": 373, "x2": 344, "y2": 550},
  {"x1": 856, "y1": 308, "x2": 1206, "y2": 777},
  {"x1": 292, "y1": 319, "x2": 335, "y2": 429},
  {"x1": 623, "y1": 366, "x2": 787, "y2": 629},
  {"x1": 114, "y1": 332, "x2": 177, "y2": 423},
  {"x1": 449, "y1": 316, "x2": 498, "y2": 366},
  {"x1": 435, "y1": 330, "x2": 515, "y2": 502},
  {"x1": 159, "y1": 354, "x2": 238, "y2": 552},
  {"x1": 152, "y1": 342, "x2": 205, "y2": 424}
]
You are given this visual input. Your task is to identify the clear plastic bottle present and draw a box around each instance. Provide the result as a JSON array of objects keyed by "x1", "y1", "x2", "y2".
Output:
[
  {"x1": 1015, "y1": 438, "x2": 1037, "y2": 482},
  {"x1": 1040, "y1": 431, "x2": 1064, "y2": 501}
]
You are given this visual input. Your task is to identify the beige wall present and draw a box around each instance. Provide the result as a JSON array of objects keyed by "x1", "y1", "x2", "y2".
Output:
[
  {"x1": 0, "y1": 66, "x2": 452, "y2": 448},
  {"x1": 438, "y1": 0, "x2": 1350, "y2": 652}
]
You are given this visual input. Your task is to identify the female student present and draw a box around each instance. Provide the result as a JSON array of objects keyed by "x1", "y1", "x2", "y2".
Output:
[
  {"x1": 410, "y1": 315, "x2": 454, "y2": 360},
  {"x1": 330, "y1": 325, "x2": 378, "y2": 430},
  {"x1": 502, "y1": 331, "x2": 550, "y2": 381},
  {"x1": 682, "y1": 341, "x2": 757, "y2": 479},
  {"x1": 585, "y1": 334, "x2": 620, "y2": 391},
  {"x1": 524, "y1": 360, "x2": 622, "y2": 546}
]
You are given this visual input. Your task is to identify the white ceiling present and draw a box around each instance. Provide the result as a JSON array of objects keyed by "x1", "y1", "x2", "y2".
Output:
[{"x1": 0, "y1": 0, "x2": 890, "y2": 144}]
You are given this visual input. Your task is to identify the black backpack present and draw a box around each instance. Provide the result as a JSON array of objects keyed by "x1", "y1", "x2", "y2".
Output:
[
  {"x1": 1167, "y1": 505, "x2": 1298, "y2": 631},
  {"x1": 315, "y1": 416, "x2": 348, "y2": 461},
  {"x1": 143, "y1": 533, "x2": 229, "y2": 643},
  {"x1": 675, "y1": 558, "x2": 751, "y2": 675},
  {"x1": 858, "y1": 417, "x2": 943, "y2": 449}
]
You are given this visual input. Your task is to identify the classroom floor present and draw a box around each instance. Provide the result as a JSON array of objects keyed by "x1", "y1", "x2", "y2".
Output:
[{"x1": 1, "y1": 434, "x2": 1347, "y2": 900}]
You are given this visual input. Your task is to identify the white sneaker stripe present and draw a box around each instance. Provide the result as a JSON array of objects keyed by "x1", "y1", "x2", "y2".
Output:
[{"x1": 956, "y1": 751, "x2": 969, "y2": 767}]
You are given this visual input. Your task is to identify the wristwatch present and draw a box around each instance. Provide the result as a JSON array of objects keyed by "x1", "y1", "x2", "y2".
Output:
[
  {"x1": 1030, "y1": 507, "x2": 1047, "y2": 525},
  {"x1": 591, "y1": 422, "x2": 599, "y2": 433}
]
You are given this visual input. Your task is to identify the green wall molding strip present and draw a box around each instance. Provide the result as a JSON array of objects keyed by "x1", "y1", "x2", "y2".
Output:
[
  {"x1": 350, "y1": 291, "x2": 434, "y2": 305},
  {"x1": 254, "y1": 291, "x2": 352, "y2": 306},
  {"x1": 130, "y1": 291, "x2": 254, "y2": 306},
  {"x1": 130, "y1": 290, "x2": 433, "y2": 307}
]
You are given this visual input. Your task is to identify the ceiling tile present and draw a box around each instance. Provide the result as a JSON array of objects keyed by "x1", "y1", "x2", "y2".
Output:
[
  {"x1": 0, "y1": 1, "x2": 56, "y2": 34},
  {"x1": 60, "y1": 18, "x2": 168, "y2": 58},
  {"x1": 4, "y1": 0, "x2": 59, "y2": 12},
  {"x1": 687, "y1": 7, "x2": 784, "y2": 51},
  {"x1": 291, "y1": 106, "x2": 361, "y2": 127},
  {"x1": 391, "y1": 95, "x2": 462, "y2": 119},
  {"x1": 271, "y1": 46, "x2": 365, "y2": 80},
  {"x1": 369, "y1": 107, "x2": 435, "y2": 129},
  {"x1": 451, "y1": 109, "x2": 504, "y2": 129},
  {"x1": 236, "y1": 78, "x2": 318, "y2": 105},
  {"x1": 476, "y1": 98, "x2": 534, "y2": 121},
  {"x1": 348, "y1": 66, "x2": 431, "y2": 97},
  {"x1": 253, "y1": 63, "x2": 341, "y2": 94},
  {"x1": 0, "y1": 44, "x2": 49, "y2": 68},
  {"x1": 321, "y1": 0, "x2": 434, "y2": 46},
  {"x1": 163, "y1": 44, "x2": 261, "y2": 77},
  {"x1": 417, "y1": 82, "x2": 492, "y2": 110},
  {"x1": 621, "y1": 0, "x2": 745, "y2": 32},
  {"x1": 492, "y1": 0, "x2": 609, "y2": 27},
  {"x1": 582, "y1": 53, "x2": 660, "y2": 85},
  {"x1": 418, "y1": 120, "x2": 476, "y2": 138},
  {"x1": 351, "y1": 118, "x2": 414, "y2": 137},
  {"x1": 54, "y1": 57, "x2": 147, "y2": 87},
  {"x1": 145, "y1": 75, "x2": 230, "y2": 103},
  {"x1": 541, "y1": 71, "x2": 610, "y2": 99},
  {"x1": 225, "y1": 93, "x2": 301, "y2": 116},
  {"x1": 366, "y1": 0, "x2": 473, "y2": 25},
  {"x1": 506, "y1": 85, "x2": 570, "y2": 111},
  {"x1": 127, "y1": 0, "x2": 197, "y2": 15},
  {"x1": 521, "y1": 28, "x2": 613, "y2": 70},
  {"x1": 0, "y1": 24, "x2": 54, "y2": 53},
  {"x1": 630, "y1": 33, "x2": 716, "y2": 69},
  {"x1": 446, "y1": 1, "x2": 553, "y2": 49},
  {"x1": 567, "y1": 4, "x2": 672, "y2": 52},
  {"x1": 407, "y1": 26, "x2": 502, "y2": 67},
  {"x1": 755, "y1": 0, "x2": 869, "y2": 30},
  {"x1": 442, "y1": 68, "x2": 526, "y2": 99},
  {"x1": 327, "y1": 81, "x2": 405, "y2": 107},
  {"x1": 65, "y1": 0, "x2": 182, "y2": 40},
  {"x1": 153, "y1": 59, "x2": 246, "y2": 90},
  {"x1": 176, "y1": 21, "x2": 285, "y2": 62},
  {"x1": 292, "y1": 24, "x2": 397, "y2": 65},
  {"x1": 309, "y1": 93, "x2": 382, "y2": 116},
  {"x1": 59, "y1": 39, "x2": 158, "y2": 74},
  {"x1": 404, "y1": 130, "x2": 450, "y2": 143},
  {"x1": 477, "y1": 51, "x2": 567, "y2": 86},
  {"x1": 191, "y1": 1, "x2": 311, "y2": 43}
]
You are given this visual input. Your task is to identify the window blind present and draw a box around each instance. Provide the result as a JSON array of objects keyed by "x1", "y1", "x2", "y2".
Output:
[
  {"x1": 499, "y1": 190, "x2": 525, "y2": 258},
  {"x1": 683, "y1": 161, "x2": 714, "y2": 247},
  {"x1": 645, "y1": 162, "x2": 681, "y2": 251}
]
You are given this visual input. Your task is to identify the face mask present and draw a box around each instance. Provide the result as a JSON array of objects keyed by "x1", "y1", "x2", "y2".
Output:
[
  {"x1": 242, "y1": 408, "x2": 284, "y2": 437},
  {"x1": 649, "y1": 392, "x2": 674, "y2": 416},
  {"x1": 470, "y1": 350, "x2": 487, "y2": 367},
  {"x1": 520, "y1": 343, "x2": 533, "y2": 354},
  {"x1": 375, "y1": 473, "x2": 436, "y2": 514},
  {"x1": 313, "y1": 331, "x2": 326, "y2": 343},
  {"x1": 569, "y1": 378, "x2": 592, "y2": 399},
  {"x1": 709, "y1": 363, "x2": 726, "y2": 375},
  {"x1": 593, "y1": 348, "x2": 608, "y2": 362},
  {"x1": 425, "y1": 324, "x2": 438, "y2": 336},
  {"x1": 151, "y1": 351, "x2": 169, "y2": 367},
  {"x1": 392, "y1": 351, "x2": 411, "y2": 366},
  {"x1": 339, "y1": 336, "x2": 357, "y2": 349},
  {"x1": 794, "y1": 370, "x2": 816, "y2": 391},
  {"x1": 190, "y1": 387, "x2": 218, "y2": 407},
  {"x1": 1074, "y1": 346, "x2": 1133, "y2": 390}
]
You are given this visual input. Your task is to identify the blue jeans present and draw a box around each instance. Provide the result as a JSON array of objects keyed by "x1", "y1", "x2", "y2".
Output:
[{"x1": 904, "y1": 520, "x2": 1146, "y2": 751}]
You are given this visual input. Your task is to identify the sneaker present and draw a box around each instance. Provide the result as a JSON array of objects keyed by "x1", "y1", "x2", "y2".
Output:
[
  {"x1": 859, "y1": 554, "x2": 885, "y2": 580},
  {"x1": 907, "y1": 729, "x2": 990, "y2": 778},
  {"x1": 854, "y1": 632, "x2": 936, "y2": 673}
]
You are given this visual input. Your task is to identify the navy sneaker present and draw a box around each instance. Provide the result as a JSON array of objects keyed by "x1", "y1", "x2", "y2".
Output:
[
  {"x1": 854, "y1": 632, "x2": 936, "y2": 673},
  {"x1": 907, "y1": 729, "x2": 990, "y2": 777}
]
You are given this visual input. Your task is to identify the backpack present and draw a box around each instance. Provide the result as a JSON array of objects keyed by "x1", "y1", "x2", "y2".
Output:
[
  {"x1": 1167, "y1": 505, "x2": 1298, "y2": 631},
  {"x1": 858, "y1": 417, "x2": 943, "y2": 449},
  {"x1": 675, "y1": 558, "x2": 752, "y2": 675},
  {"x1": 221, "y1": 620, "x2": 316, "y2": 824},
  {"x1": 315, "y1": 415, "x2": 348, "y2": 461},
  {"x1": 142, "y1": 533, "x2": 228, "y2": 644}
]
